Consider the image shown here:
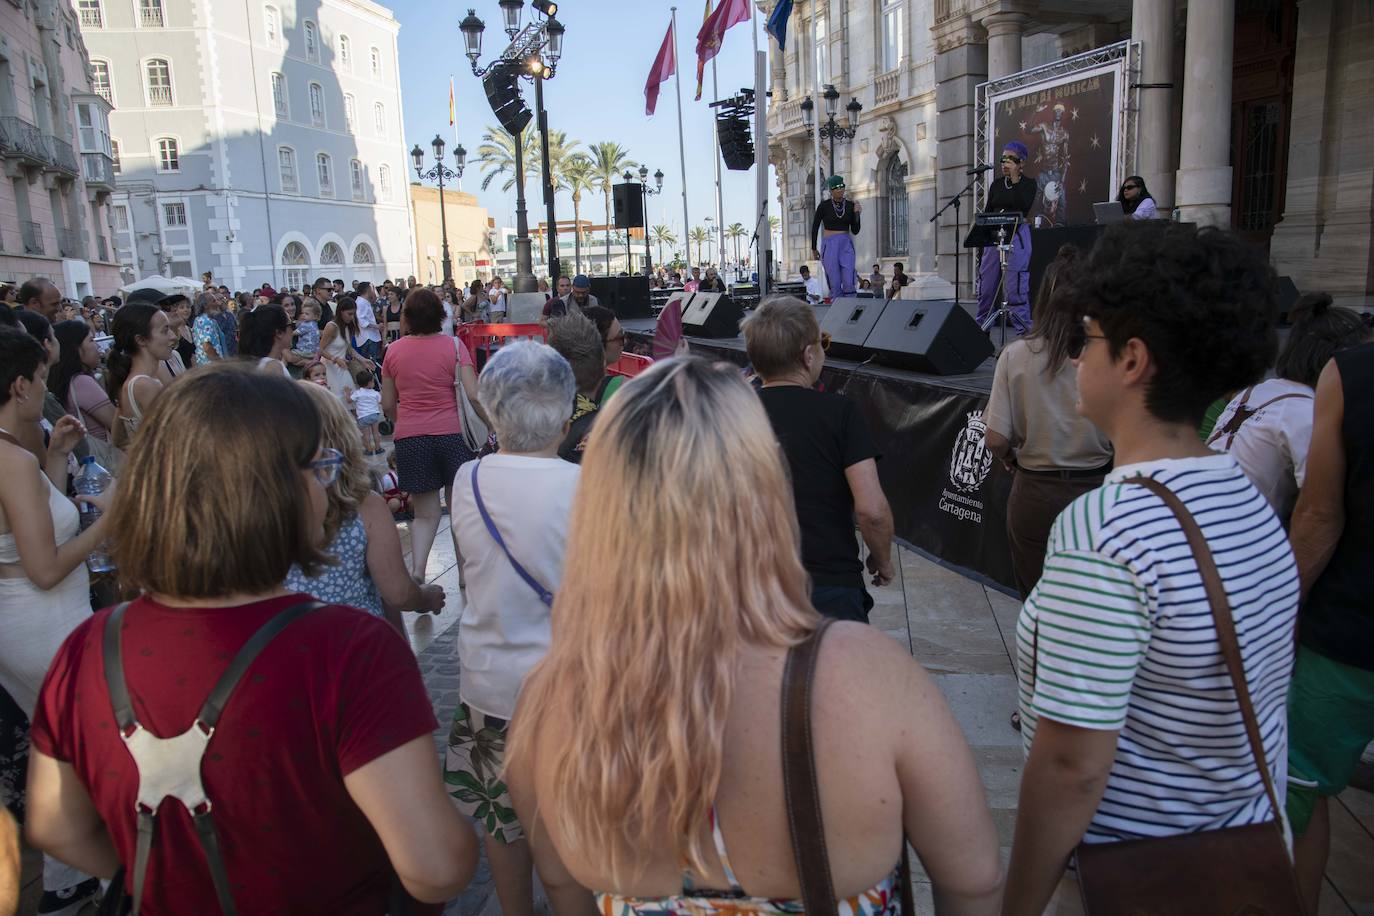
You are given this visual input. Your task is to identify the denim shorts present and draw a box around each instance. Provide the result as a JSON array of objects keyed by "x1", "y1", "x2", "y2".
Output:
[{"x1": 356, "y1": 412, "x2": 381, "y2": 428}]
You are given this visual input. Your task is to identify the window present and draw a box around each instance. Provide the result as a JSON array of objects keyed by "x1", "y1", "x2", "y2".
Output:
[
  {"x1": 111, "y1": 139, "x2": 121, "y2": 174},
  {"x1": 114, "y1": 205, "x2": 129, "y2": 231},
  {"x1": 278, "y1": 146, "x2": 297, "y2": 192},
  {"x1": 338, "y1": 34, "x2": 351, "y2": 69},
  {"x1": 90, "y1": 60, "x2": 112, "y2": 104},
  {"x1": 881, "y1": 0, "x2": 904, "y2": 72},
  {"x1": 344, "y1": 94, "x2": 356, "y2": 131},
  {"x1": 77, "y1": 0, "x2": 102, "y2": 28},
  {"x1": 815, "y1": 15, "x2": 829, "y2": 84},
  {"x1": 139, "y1": 0, "x2": 163, "y2": 27},
  {"x1": 316, "y1": 153, "x2": 333, "y2": 196},
  {"x1": 145, "y1": 58, "x2": 172, "y2": 106},
  {"x1": 882, "y1": 155, "x2": 908, "y2": 257},
  {"x1": 308, "y1": 82, "x2": 324, "y2": 125},
  {"x1": 350, "y1": 159, "x2": 363, "y2": 199},
  {"x1": 163, "y1": 202, "x2": 186, "y2": 226},
  {"x1": 378, "y1": 164, "x2": 391, "y2": 200},
  {"x1": 282, "y1": 241, "x2": 310, "y2": 290},
  {"x1": 263, "y1": 5, "x2": 279, "y2": 47},
  {"x1": 372, "y1": 101, "x2": 384, "y2": 135},
  {"x1": 369, "y1": 46, "x2": 380, "y2": 78},
  {"x1": 352, "y1": 242, "x2": 374, "y2": 264},
  {"x1": 304, "y1": 21, "x2": 318, "y2": 61},
  {"x1": 155, "y1": 137, "x2": 179, "y2": 172},
  {"x1": 320, "y1": 242, "x2": 344, "y2": 265},
  {"x1": 271, "y1": 72, "x2": 288, "y2": 118}
]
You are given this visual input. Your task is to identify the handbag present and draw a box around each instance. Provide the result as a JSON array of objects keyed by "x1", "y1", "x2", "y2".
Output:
[
  {"x1": 1071, "y1": 476, "x2": 1306, "y2": 916},
  {"x1": 782, "y1": 618, "x2": 916, "y2": 916},
  {"x1": 453, "y1": 337, "x2": 488, "y2": 454}
]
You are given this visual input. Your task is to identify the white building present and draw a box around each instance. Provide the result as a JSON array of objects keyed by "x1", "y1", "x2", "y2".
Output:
[{"x1": 79, "y1": 0, "x2": 414, "y2": 291}]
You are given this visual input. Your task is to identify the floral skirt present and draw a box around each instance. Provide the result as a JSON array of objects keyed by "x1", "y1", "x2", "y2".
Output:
[{"x1": 444, "y1": 701, "x2": 523, "y2": 843}]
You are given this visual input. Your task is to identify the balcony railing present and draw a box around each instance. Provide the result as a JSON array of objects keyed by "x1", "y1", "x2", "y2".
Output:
[
  {"x1": 0, "y1": 116, "x2": 50, "y2": 166},
  {"x1": 139, "y1": 4, "x2": 163, "y2": 26},
  {"x1": 875, "y1": 70, "x2": 901, "y2": 106},
  {"x1": 79, "y1": 6, "x2": 101, "y2": 26},
  {"x1": 46, "y1": 135, "x2": 79, "y2": 175},
  {"x1": 148, "y1": 86, "x2": 173, "y2": 106},
  {"x1": 82, "y1": 151, "x2": 115, "y2": 188},
  {"x1": 56, "y1": 227, "x2": 85, "y2": 259},
  {"x1": 21, "y1": 220, "x2": 44, "y2": 255}
]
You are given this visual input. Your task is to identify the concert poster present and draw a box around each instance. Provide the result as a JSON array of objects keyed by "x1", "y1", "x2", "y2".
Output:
[{"x1": 986, "y1": 61, "x2": 1125, "y2": 228}]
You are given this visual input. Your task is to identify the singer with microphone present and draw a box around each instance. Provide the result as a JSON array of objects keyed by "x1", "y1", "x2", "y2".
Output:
[
  {"x1": 811, "y1": 175, "x2": 861, "y2": 299},
  {"x1": 976, "y1": 141, "x2": 1036, "y2": 329}
]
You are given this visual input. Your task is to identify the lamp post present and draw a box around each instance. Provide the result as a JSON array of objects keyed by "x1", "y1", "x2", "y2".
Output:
[
  {"x1": 800, "y1": 84, "x2": 862, "y2": 177},
  {"x1": 623, "y1": 164, "x2": 664, "y2": 276},
  {"x1": 460, "y1": 1, "x2": 565, "y2": 293},
  {"x1": 411, "y1": 134, "x2": 467, "y2": 285}
]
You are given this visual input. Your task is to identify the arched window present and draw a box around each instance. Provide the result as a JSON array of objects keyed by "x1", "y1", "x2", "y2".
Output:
[
  {"x1": 308, "y1": 82, "x2": 325, "y2": 126},
  {"x1": 271, "y1": 72, "x2": 287, "y2": 118},
  {"x1": 282, "y1": 241, "x2": 310, "y2": 290},
  {"x1": 144, "y1": 58, "x2": 172, "y2": 106},
  {"x1": 90, "y1": 60, "x2": 112, "y2": 104},
  {"x1": 344, "y1": 94, "x2": 356, "y2": 131},
  {"x1": 378, "y1": 164, "x2": 391, "y2": 200},
  {"x1": 155, "y1": 137, "x2": 179, "y2": 172},
  {"x1": 277, "y1": 146, "x2": 297, "y2": 193},
  {"x1": 372, "y1": 102, "x2": 385, "y2": 135},
  {"x1": 882, "y1": 155, "x2": 908, "y2": 257},
  {"x1": 352, "y1": 242, "x2": 374, "y2": 264},
  {"x1": 316, "y1": 153, "x2": 333, "y2": 196},
  {"x1": 320, "y1": 242, "x2": 344, "y2": 265},
  {"x1": 304, "y1": 21, "x2": 318, "y2": 61},
  {"x1": 338, "y1": 34, "x2": 351, "y2": 69},
  {"x1": 263, "y1": 5, "x2": 279, "y2": 47},
  {"x1": 369, "y1": 46, "x2": 381, "y2": 78},
  {"x1": 349, "y1": 159, "x2": 363, "y2": 199}
]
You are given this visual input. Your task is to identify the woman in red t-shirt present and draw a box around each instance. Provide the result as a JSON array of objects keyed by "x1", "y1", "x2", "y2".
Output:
[{"x1": 25, "y1": 362, "x2": 478, "y2": 914}]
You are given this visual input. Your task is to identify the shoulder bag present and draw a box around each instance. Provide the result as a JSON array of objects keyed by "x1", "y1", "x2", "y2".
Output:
[
  {"x1": 782, "y1": 619, "x2": 916, "y2": 915},
  {"x1": 1206, "y1": 385, "x2": 1312, "y2": 451},
  {"x1": 1071, "y1": 476, "x2": 1306, "y2": 916},
  {"x1": 452, "y1": 337, "x2": 488, "y2": 453}
]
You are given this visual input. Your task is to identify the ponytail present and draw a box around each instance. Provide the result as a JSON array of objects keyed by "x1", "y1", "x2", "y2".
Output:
[{"x1": 107, "y1": 303, "x2": 159, "y2": 406}]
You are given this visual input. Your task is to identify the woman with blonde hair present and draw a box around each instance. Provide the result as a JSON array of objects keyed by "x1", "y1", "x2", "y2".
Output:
[
  {"x1": 505, "y1": 358, "x2": 1003, "y2": 915},
  {"x1": 285, "y1": 380, "x2": 445, "y2": 634}
]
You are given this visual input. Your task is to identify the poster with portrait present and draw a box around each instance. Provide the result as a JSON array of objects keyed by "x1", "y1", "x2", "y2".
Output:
[{"x1": 985, "y1": 59, "x2": 1126, "y2": 228}]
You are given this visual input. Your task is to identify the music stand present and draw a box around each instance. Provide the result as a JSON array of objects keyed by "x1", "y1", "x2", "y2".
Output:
[{"x1": 964, "y1": 213, "x2": 1029, "y2": 352}]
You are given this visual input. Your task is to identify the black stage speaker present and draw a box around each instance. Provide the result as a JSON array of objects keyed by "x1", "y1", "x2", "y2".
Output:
[
  {"x1": 612, "y1": 183, "x2": 645, "y2": 229},
  {"x1": 681, "y1": 292, "x2": 742, "y2": 338},
  {"x1": 1276, "y1": 275, "x2": 1300, "y2": 322},
  {"x1": 612, "y1": 275, "x2": 652, "y2": 319},
  {"x1": 865, "y1": 300, "x2": 993, "y2": 375},
  {"x1": 820, "y1": 297, "x2": 886, "y2": 362},
  {"x1": 483, "y1": 63, "x2": 532, "y2": 135}
]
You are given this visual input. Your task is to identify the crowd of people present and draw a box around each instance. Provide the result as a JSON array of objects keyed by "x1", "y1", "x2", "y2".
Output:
[{"x1": 0, "y1": 215, "x2": 1370, "y2": 916}]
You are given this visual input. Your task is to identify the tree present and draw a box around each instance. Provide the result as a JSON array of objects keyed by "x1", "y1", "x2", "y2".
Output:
[
  {"x1": 726, "y1": 222, "x2": 747, "y2": 275},
  {"x1": 649, "y1": 225, "x2": 676, "y2": 268},
  {"x1": 559, "y1": 153, "x2": 596, "y2": 276},
  {"x1": 687, "y1": 226, "x2": 710, "y2": 268},
  {"x1": 475, "y1": 124, "x2": 540, "y2": 194},
  {"x1": 586, "y1": 142, "x2": 637, "y2": 276}
]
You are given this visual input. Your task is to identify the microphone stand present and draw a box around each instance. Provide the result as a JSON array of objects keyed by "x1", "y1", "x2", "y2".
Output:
[
  {"x1": 930, "y1": 172, "x2": 984, "y2": 310},
  {"x1": 747, "y1": 201, "x2": 770, "y2": 297}
]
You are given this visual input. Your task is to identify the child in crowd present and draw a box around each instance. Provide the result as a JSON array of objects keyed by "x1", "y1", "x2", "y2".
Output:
[
  {"x1": 305, "y1": 360, "x2": 328, "y2": 387},
  {"x1": 293, "y1": 300, "x2": 322, "y2": 362},
  {"x1": 379, "y1": 451, "x2": 410, "y2": 520},
  {"x1": 351, "y1": 367, "x2": 384, "y2": 455}
]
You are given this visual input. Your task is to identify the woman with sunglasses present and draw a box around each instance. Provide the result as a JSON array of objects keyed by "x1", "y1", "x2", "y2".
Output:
[
  {"x1": 1117, "y1": 175, "x2": 1159, "y2": 220},
  {"x1": 582, "y1": 305, "x2": 630, "y2": 404},
  {"x1": 975, "y1": 141, "x2": 1037, "y2": 330}
]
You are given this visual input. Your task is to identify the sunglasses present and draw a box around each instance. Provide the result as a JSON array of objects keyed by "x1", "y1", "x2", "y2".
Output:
[
  {"x1": 606, "y1": 332, "x2": 627, "y2": 344},
  {"x1": 1121, "y1": 184, "x2": 1140, "y2": 191},
  {"x1": 1000, "y1": 155, "x2": 1021, "y2": 164},
  {"x1": 819, "y1": 331, "x2": 832, "y2": 351},
  {"x1": 308, "y1": 447, "x2": 344, "y2": 487},
  {"x1": 1066, "y1": 319, "x2": 1109, "y2": 360}
]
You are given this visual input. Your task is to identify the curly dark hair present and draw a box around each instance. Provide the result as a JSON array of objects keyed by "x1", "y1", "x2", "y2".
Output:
[{"x1": 1064, "y1": 221, "x2": 1278, "y2": 425}]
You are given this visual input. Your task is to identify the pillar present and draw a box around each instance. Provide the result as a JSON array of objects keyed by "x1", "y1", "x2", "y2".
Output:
[
  {"x1": 1131, "y1": 0, "x2": 1176, "y2": 209},
  {"x1": 1175, "y1": 0, "x2": 1234, "y2": 227},
  {"x1": 983, "y1": 12, "x2": 1028, "y2": 80},
  {"x1": 932, "y1": 14, "x2": 988, "y2": 302}
]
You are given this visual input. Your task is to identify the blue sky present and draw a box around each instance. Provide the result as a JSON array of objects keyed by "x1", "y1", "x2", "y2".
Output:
[{"x1": 391, "y1": 0, "x2": 776, "y2": 256}]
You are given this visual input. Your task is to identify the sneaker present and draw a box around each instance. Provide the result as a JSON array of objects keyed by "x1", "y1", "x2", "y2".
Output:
[{"x1": 38, "y1": 877, "x2": 102, "y2": 915}]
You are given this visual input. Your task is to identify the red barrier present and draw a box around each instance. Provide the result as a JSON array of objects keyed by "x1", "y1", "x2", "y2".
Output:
[
  {"x1": 607, "y1": 353, "x2": 654, "y2": 378},
  {"x1": 457, "y1": 323, "x2": 548, "y2": 367}
]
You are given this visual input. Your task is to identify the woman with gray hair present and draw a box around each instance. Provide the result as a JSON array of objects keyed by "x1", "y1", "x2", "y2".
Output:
[{"x1": 444, "y1": 340, "x2": 581, "y2": 916}]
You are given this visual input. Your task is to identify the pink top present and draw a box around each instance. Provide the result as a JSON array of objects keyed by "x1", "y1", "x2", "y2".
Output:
[
  {"x1": 381, "y1": 334, "x2": 473, "y2": 440},
  {"x1": 68, "y1": 373, "x2": 113, "y2": 442}
]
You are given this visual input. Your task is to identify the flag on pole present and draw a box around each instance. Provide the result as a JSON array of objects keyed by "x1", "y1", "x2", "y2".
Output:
[
  {"x1": 765, "y1": 0, "x2": 793, "y2": 50},
  {"x1": 695, "y1": 0, "x2": 751, "y2": 100},
  {"x1": 694, "y1": 0, "x2": 712, "y2": 101},
  {"x1": 448, "y1": 76, "x2": 456, "y2": 126},
  {"x1": 645, "y1": 22, "x2": 677, "y2": 116}
]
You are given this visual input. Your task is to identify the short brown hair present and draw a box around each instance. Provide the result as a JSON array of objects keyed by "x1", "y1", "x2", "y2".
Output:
[
  {"x1": 403, "y1": 287, "x2": 444, "y2": 335},
  {"x1": 741, "y1": 296, "x2": 820, "y2": 379},
  {"x1": 111, "y1": 362, "x2": 327, "y2": 598},
  {"x1": 547, "y1": 313, "x2": 605, "y2": 394}
]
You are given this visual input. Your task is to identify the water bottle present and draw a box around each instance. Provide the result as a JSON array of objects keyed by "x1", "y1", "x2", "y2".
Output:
[{"x1": 73, "y1": 455, "x2": 115, "y2": 573}]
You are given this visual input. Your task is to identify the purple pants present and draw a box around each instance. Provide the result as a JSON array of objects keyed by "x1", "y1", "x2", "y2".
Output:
[
  {"x1": 976, "y1": 222, "x2": 1032, "y2": 330},
  {"x1": 820, "y1": 233, "x2": 856, "y2": 299}
]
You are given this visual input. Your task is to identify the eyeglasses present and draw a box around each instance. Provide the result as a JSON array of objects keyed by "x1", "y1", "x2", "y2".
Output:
[
  {"x1": 606, "y1": 332, "x2": 627, "y2": 345},
  {"x1": 1000, "y1": 155, "x2": 1021, "y2": 164},
  {"x1": 819, "y1": 331, "x2": 832, "y2": 351},
  {"x1": 308, "y1": 447, "x2": 344, "y2": 487},
  {"x1": 1121, "y1": 184, "x2": 1140, "y2": 192},
  {"x1": 1067, "y1": 321, "x2": 1109, "y2": 359}
]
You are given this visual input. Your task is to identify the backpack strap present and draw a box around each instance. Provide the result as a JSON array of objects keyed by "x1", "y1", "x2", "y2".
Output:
[
  {"x1": 781, "y1": 618, "x2": 837, "y2": 916},
  {"x1": 104, "y1": 599, "x2": 324, "y2": 916},
  {"x1": 1207, "y1": 386, "x2": 1311, "y2": 450}
]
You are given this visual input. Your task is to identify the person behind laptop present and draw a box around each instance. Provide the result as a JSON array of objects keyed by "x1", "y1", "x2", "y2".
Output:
[{"x1": 1117, "y1": 175, "x2": 1159, "y2": 220}]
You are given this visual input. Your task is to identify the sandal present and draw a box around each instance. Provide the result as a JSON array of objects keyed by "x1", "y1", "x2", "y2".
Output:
[{"x1": 1010, "y1": 710, "x2": 1022, "y2": 732}]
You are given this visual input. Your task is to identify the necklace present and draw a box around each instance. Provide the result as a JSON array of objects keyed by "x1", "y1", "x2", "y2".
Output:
[
  {"x1": 1004, "y1": 176, "x2": 1015, "y2": 189},
  {"x1": 831, "y1": 197, "x2": 846, "y2": 218}
]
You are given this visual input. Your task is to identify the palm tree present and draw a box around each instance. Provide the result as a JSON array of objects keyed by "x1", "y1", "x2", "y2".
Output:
[
  {"x1": 649, "y1": 225, "x2": 676, "y2": 268},
  {"x1": 726, "y1": 222, "x2": 747, "y2": 275},
  {"x1": 559, "y1": 153, "x2": 596, "y2": 276},
  {"x1": 688, "y1": 226, "x2": 710, "y2": 268},
  {"x1": 587, "y1": 142, "x2": 637, "y2": 276},
  {"x1": 475, "y1": 123, "x2": 541, "y2": 194}
]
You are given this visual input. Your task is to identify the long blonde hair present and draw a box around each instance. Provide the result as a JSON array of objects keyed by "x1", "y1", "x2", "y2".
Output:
[
  {"x1": 506, "y1": 357, "x2": 818, "y2": 884},
  {"x1": 295, "y1": 381, "x2": 372, "y2": 544}
]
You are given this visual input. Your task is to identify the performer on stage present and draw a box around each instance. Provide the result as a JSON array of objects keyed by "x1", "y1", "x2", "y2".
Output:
[
  {"x1": 811, "y1": 175, "x2": 861, "y2": 299},
  {"x1": 976, "y1": 141, "x2": 1037, "y2": 330}
]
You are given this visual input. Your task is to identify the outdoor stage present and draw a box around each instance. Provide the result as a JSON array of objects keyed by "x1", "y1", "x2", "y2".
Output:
[{"x1": 623, "y1": 313, "x2": 1019, "y2": 595}]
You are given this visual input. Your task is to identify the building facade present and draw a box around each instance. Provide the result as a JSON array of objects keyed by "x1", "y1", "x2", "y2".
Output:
[
  {"x1": 79, "y1": 0, "x2": 414, "y2": 292},
  {"x1": 765, "y1": 0, "x2": 1374, "y2": 305},
  {"x1": 408, "y1": 182, "x2": 491, "y2": 287},
  {"x1": 0, "y1": 0, "x2": 120, "y2": 296}
]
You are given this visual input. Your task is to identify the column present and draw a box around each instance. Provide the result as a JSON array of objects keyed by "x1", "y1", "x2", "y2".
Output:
[
  {"x1": 1175, "y1": 0, "x2": 1234, "y2": 227},
  {"x1": 983, "y1": 12, "x2": 1028, "y2": 80},
  {"x1": 932, "y1": 14, "x2": 988, "y2": 302},
  {"x1": 1131, "y1": 0, "x2": 1175, "y2": 209}
]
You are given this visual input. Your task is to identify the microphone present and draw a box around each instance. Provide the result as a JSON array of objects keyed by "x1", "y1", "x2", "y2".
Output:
[{"x1": 967, "y1": 164, "x2": 995, "y2": 174}]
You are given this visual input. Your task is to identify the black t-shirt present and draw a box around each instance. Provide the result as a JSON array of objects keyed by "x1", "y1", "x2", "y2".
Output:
[
  {"x1": 557, "y1": 394, "x2": 600, "y2": 464},
  {"x1": 757, "y1": 385, "x2": 878, "y2": 588}
]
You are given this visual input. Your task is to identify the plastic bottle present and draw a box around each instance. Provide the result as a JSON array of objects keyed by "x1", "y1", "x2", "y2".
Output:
[{"x1": 73, "y1": 455, "x2": 115, "y2": 573}]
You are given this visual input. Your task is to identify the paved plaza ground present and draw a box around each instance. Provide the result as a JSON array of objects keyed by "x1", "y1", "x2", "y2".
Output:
[{"x1": 16, "y1": 515, "x2": 1374, "y2": 914}]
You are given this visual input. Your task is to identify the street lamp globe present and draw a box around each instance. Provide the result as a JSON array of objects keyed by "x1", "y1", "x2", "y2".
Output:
[
  {"x1": 623, "y1": 169, "x2": 633, "y2": 183},
  {"x1": 823, "y1": 83, "x2": 839, "y2": 118},
  {"x1": 638, "y1": 164, "x2": 648, "y2": 183},
  {"x1": 432, "y1": 134, "x2": 446, "y2": 159},
  {"x1": 499, "y1": 0, "x2": 523, "y2": 36},
  {"x1": 846, "y1": 97, "x2": 863, "y2": 131},
  {"x1": 544, "y1": 16, "x2": 564, "y2": 63},
  {"x1": 410, "y1": 144, "x2": 425, "y2": 173},
  {"x1": 654, "y1": 168, "x2": 664, "y2": 192},
  {"x1": 454, "y1": 144, "x2": 467, "y2": 173},
  {"x1": 459, "y1": 9, "x2": 485, "y2": 62},
  {"x1": 799, "y1": 96, "x2": 814, "y2": 128}
]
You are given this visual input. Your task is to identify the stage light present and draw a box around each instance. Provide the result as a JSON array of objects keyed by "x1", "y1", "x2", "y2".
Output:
[
  {"x1": 531, "y1": 0, "x2": 557, "y2": 16},
  {"x1": 526, "y1": 55, "x2": 545, "y2": 76}
]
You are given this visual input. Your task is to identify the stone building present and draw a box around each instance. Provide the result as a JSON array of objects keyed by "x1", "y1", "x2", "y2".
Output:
[
  {"x1": 0, "y1": 0, "x2": 120, "y2": 296},
  {"x1": 408, "y1": 181, "x2": 491, "y2": 287},
  {"x1": 766, "y1": 0, "x2": 1373, "y2": 304},
  {"x1": 79, "y1": 0, "x2": 415, "y2": 292}
]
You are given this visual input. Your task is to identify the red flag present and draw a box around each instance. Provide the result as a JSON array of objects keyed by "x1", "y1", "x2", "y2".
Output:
[
  {"x1": 694, "y1": 0, "x2": 711, "y2": 101},
  {"x1": 644, "y1": 22, "x2": 676, "y2": 116},
  {"x1": 695, "y1": 0, "x2": 750, "y2": 98}
]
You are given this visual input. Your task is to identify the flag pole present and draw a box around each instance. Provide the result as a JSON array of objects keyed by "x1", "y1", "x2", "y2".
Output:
[
  {"x1": 450, "y1": 74, "x2": 462, "y2": 192},
  {"x1": 711, "y1": 58, "x2": 724, "y2": 271},
  {"x1": 811, "y1": 8, "x2": 822, "y2": 289},
  {"x1": 752, "y1": 1, "x2": 769, "y2": 294},
  {"x1": 672, "y1": 7, "x2": 691, "y2": 269}
]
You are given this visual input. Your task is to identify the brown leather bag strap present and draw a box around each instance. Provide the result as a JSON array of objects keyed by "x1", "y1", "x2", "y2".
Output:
[
  {"x1": 1127, "y1": 477, "x2": 1286, "y2": 829},
  {"x1": 781, "y1": 618, "x2": 838, "y2": 916}
]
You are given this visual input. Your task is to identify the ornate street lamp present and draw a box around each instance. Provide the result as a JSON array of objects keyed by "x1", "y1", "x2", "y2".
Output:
[
  {"x1": 411, "y1": 134, "x2": 467, "y2": 284},
  {"x1": 801, "y1": 84, "x2": 863, "y2": 177}
]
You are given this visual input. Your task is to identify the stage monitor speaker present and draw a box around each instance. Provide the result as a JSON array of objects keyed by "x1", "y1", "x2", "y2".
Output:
[
  {"x1": 681, "y1": 292, "x2": 742, "y2": 338},
  {"x1": 612, "y1": 182, "x2": 645, "y2": 229},
  {"x1": 1276, "y1": 275, "x2": 1300, "y2": 322},
  {"x1": 864, "y1": 299, "x2": 993, "y2": 376},
  {"x1": 820, "y1": 297, "x2": 887, "y2": 362},
  {"x1": 589, "y1": 276, "x2": 618, "y2": 311}
]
